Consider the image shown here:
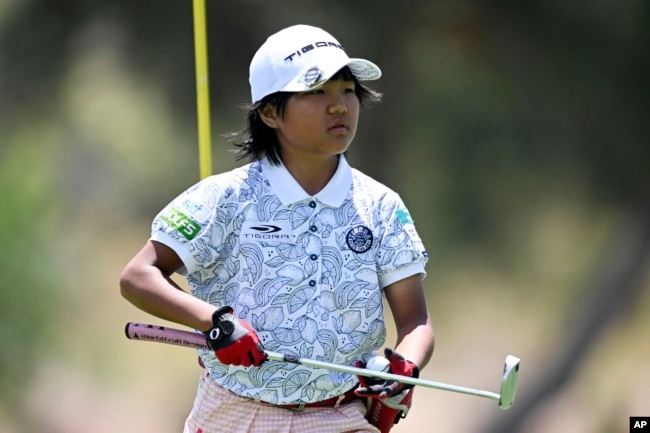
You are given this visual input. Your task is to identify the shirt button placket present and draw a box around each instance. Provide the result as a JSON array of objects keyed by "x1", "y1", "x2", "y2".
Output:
[{"x1": 308, "y1": 200, "x2": 321, "y2": 287}]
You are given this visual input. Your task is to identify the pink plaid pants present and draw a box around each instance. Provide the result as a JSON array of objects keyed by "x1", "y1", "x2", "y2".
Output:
[{"x1": 183, "y1": 372, "x2": 379, "y2": 433}]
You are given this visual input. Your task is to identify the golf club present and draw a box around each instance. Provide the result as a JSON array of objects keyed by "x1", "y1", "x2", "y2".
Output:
[{"x1": 124, "y1": 322, "x2": 520, "y2": 409}]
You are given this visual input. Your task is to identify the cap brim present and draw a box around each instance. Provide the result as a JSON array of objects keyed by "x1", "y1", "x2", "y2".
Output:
[
  {"x1": 279, "y1": 58, "x2": 382, "y2": 94},
  {"x1": 346, "y1": 58, "x2": 382, "y2": 81}
]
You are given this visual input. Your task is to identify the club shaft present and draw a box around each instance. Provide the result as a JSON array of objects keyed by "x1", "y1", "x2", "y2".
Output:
[{"x1": 266, "y1": 350, "x2": 500, "y2": 401}]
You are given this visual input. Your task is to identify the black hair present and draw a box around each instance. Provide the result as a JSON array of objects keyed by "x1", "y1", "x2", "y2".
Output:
[{"x1": 230, "y1": 66, "x2": 382, "y2": 165}]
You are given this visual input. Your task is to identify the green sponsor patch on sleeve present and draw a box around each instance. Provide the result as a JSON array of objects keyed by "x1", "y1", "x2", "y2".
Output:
[
  {"x1": 161, "y1": 206, "x2": 200, "y2": 240},
  {"x1": 396, "y1": 208, "x2": 414, "y2": 225}
]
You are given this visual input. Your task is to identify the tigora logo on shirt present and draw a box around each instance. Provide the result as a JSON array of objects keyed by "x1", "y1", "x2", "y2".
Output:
[{"x1": 162, "y1": 206, "x2": 200, "y2": 240}]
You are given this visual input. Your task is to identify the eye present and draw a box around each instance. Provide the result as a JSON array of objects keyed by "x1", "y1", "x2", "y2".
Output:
[
  {"x1": 303, "y1": 88, "x2": 325, "y2": 95},
  {"x1": 340, "y1": 80, "x2": 356, "y2": 93}
]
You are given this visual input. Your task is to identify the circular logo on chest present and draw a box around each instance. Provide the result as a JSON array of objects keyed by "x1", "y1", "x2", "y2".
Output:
[{"x1": 346, "y1": 226, "x2": 373, "y2": 253}]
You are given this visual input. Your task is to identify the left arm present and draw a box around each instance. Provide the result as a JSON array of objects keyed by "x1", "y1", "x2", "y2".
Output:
[{"x1": 384, "y1": 273, "x2": 434, "y2": 369}]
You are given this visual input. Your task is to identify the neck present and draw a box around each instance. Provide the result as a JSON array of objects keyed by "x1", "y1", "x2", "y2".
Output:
[{"x1": 281, "y1": 154, "x2": 340, "y2": 196}]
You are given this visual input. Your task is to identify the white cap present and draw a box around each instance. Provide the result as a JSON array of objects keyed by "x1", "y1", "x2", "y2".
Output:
[{"x1": 249, "y1": 24, "x2": 382, "y2": 103}]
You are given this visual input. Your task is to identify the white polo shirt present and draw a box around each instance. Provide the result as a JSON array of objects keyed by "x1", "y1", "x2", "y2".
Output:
[{"x1": 151, "y1": 155, "x2": 428, "y2": 405}]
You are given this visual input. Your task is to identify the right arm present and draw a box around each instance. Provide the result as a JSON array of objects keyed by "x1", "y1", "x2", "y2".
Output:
[{"x1": 119, "y1": 240, "x2": 216, "y2": 332}]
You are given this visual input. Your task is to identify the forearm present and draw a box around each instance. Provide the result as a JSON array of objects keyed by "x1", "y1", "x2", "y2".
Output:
[
  {"x1": 394, "y1": 317, "x2": 435, "y2": 369},
  {"x1": 120, "y1": 264, "x2": 215, "y2": 332}
]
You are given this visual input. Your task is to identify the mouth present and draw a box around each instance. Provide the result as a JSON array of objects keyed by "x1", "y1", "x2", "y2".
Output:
[{"x1": 327, "y1": 122, "x2": 349, "y2": 133}]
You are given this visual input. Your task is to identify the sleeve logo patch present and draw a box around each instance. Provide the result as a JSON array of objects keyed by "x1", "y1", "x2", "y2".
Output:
[
  {"x1": 161, "y1": 206, "x2": 200, "y2": 240},
  {"x1": 396, "y1": 208, "x2": 414, "y2": 225}
]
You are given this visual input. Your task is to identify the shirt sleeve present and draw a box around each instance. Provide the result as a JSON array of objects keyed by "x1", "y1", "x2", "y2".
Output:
[
  {"x1": 376, "y1": 194, "x2": 429, "y2": 289},
  {"x1": 149, "y1": 178, "x2": 225, "y2": 276}
]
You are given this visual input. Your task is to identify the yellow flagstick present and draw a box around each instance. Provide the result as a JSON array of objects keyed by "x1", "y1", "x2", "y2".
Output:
[{"x1": 192, "y1": 0, "x2": 212, "y2": 179}]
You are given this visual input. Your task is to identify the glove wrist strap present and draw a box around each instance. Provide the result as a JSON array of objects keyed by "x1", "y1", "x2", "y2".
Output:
[{"x1": 205, "y1": 306, "x2": 234, "y2": 350}]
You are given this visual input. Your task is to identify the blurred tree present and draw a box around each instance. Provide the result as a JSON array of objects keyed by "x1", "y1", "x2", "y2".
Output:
[
  {"x1": 0, "y1": 142, "x2": 62, "y2": 422},
  {"x1": 483, "y1": 203, "x2": 650, "y2": 433}
]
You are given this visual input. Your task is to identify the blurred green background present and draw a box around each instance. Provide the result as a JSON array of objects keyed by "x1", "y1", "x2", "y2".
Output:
[{"x1": 1, "y1": 1, "x2": 648, "y2": 432}]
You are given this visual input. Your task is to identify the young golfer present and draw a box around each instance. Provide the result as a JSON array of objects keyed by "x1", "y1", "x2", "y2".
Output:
[{"x1": 120, "y1": 24, "x2": 434, "y2": 433}]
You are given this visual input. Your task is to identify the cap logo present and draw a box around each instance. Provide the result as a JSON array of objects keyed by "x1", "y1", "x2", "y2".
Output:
[
  {"x1": 301, "y1": 67, "x2": 323, "y2": 87},
  {"x1": 283, "y1": 41, "x2": 344, "y2": 63}
]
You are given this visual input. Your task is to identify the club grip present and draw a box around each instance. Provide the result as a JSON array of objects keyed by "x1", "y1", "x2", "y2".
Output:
[{"x1": 125, "y1": 322, "x2": 208, "y2": 350}]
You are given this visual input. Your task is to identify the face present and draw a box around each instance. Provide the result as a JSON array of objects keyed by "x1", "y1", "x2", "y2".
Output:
[{"x1": 261, "y1": 78, "x2": 360, "y2": 161}]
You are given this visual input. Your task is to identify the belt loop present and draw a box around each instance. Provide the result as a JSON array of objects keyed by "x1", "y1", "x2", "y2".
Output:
[{"x1": 289, "y1": 403, "x2": 306, "y2": 412}]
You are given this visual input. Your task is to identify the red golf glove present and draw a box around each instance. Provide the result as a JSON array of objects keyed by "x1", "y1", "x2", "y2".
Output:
[
  {"x1": 355, "y1": 347, "x2": 418, "y2": 399},
  {"x1": 204, "y1": 306, "x2": 267, "y2": 367},
  {"x1": 354, "y1": 348, "x2": 419, "y2": 433}
]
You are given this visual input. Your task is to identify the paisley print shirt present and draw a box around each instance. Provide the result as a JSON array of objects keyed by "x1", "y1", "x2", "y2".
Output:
[{"x1": 150, "y1": 156, "x2": 428, "y2": 405}]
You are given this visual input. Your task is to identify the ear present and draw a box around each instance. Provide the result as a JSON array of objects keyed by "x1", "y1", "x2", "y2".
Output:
[{"x1": 258, "y1": 104, "x2": 280, "y2": 129}]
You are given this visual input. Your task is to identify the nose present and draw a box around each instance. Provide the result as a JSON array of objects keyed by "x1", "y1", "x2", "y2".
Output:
[{"x1": 328, "y1": 94, "x2": 348, "y2": 115}]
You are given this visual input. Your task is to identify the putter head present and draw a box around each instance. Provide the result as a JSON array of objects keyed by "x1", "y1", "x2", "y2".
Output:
[{"x1": 498, "y1": 355, "x2": 520, "y2": 409}]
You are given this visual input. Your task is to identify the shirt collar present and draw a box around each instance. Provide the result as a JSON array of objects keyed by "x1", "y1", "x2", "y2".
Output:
[{"x1": 260, "y1": 155, "x2": 352, "y2": 207}]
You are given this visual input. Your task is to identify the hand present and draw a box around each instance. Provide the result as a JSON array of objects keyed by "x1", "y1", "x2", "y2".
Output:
[
  {"x1": 204, "y1": 306, "x2": 267, "y2": 367},
  {"x1": 354, "y1": 347, "x2": 419, "y2": 400}
]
